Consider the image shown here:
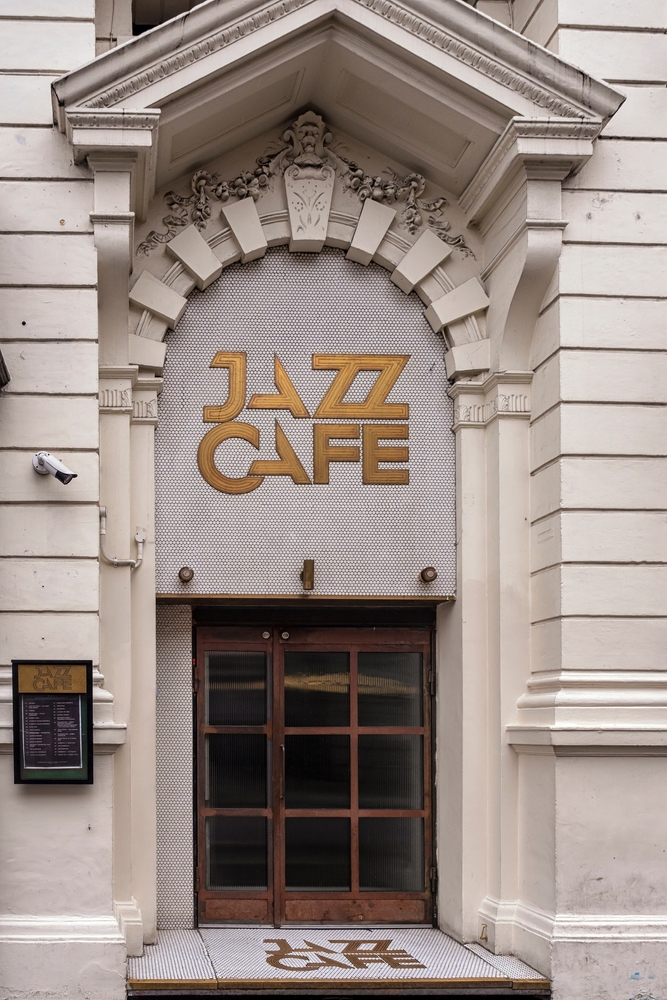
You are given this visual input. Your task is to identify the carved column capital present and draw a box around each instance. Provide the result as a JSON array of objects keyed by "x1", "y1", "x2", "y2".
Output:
[
  {"x1": 449, "y1": 371, "x2": 532, "y2": 431},
  {"x1": 132, "y1": 374, "x2": 163, "y2": 426}
]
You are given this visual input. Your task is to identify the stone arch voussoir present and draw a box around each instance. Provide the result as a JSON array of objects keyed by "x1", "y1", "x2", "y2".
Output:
[{"x1": 129, "y1": 197, "x2": 491, "y2": 380}]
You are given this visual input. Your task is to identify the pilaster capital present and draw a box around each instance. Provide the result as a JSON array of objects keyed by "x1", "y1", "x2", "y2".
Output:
[
  {"x1": 460, "y1": 116, "x2": 602, "y2": 227},
  {"x1": 132, "y1": 373, "x2": 163, "y2": 426},
  {"x1": 449, "y1": 371, "x2": 532, "y2": 431},
  {"x1": 63, "y1": 110, "x2": 160, "y2": 222},
  {"x1": 99, "y1": 365, "x2": 137, "y2": 414}
]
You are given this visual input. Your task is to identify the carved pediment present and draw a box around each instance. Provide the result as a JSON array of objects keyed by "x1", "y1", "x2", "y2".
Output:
[{"x1": 137, "y1": 112, "x2": 474, "y2": 260}]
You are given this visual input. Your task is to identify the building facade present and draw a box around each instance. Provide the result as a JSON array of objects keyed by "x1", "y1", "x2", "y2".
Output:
[{"x1": 0, "y1": 0, "x2": 665, "y2": 998}]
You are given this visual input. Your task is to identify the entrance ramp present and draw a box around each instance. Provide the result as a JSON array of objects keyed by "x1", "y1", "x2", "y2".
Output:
[{"x1": 127, "y1": 927, "x2": 550, "y2": 995}]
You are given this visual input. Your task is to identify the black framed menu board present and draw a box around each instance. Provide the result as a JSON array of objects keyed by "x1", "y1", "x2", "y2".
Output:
[{"x1": 12, "y1": 661, "x2": 93, "y2": 784}]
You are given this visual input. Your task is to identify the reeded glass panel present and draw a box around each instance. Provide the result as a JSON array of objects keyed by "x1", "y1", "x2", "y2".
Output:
[
  {"x1": 284, "y1": 651, "x2": 349, "y2": 727},
  {"x1": 207, "y1": 734, "x2": 267, "y2": 807},
  {"x1": 206, "y1": 816, "x2": 268, "y2": 889},
  {"x1": 358, "y1": 652, "x2": 422, "y2": 726},
  {"x1": 359, "y1": 818, "x2": 424, "y2": 891},
  {"x1": 205, "y1": 651, "x2": 266, "y2": 726},
  {"x1": 358, "y1": 735, "x2": 423, "y2": 809},
  {"x1": 285, "y1": 735, "x2": 350, "y2": 808},
  {"x1": 285, "y1": 818, "x2": 351, "y2": 890}
]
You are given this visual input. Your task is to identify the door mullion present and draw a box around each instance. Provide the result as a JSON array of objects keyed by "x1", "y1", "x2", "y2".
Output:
[
  {"x1": 350, "y1": 647, "x2": 359, "y2": 895},
  {"x1": 272, "y1": 628, "x2": 284, "y2": 927}
]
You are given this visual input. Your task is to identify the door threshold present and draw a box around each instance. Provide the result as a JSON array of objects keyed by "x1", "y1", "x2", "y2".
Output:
[
  {"x1": 201, "y1": 922, "x2": 435, "y2": 929},
  {"x1": 127, "y1": 928, "x2": 549, "y2": 996}
]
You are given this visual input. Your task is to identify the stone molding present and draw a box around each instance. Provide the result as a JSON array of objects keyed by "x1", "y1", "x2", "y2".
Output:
[
  {"x1": 449, "y1": 371, "x2": 532, "y2": 430},
  {"x1": 51, "y1": 0, "x2": 623, "y2": 125},
  {"x1": 519, "y1": 670, "x2": 667, "y2": 711},
  {"x1": 99, "y1": 387, "x2": 132, "y2": 412},
  {"x1": 98, "y1": 367, "x2": 163, "y2": 421},
  {"x1": 460, "y1": 117, "x2": 603, "y2": 223},
  {"x1": 479, "y1": 896, "x2": 667, "y2": 948},
  {"x1": 0, "y1": 915, "x2": 125, "y2": 943},
  {"x1": 507, "y1": 726, "x2": 667, "y2": 756}
]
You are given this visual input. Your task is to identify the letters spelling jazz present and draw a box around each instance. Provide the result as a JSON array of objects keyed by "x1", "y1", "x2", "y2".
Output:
[{"x1": 197, "y1": 353, "x2": 411, "y2": 495}]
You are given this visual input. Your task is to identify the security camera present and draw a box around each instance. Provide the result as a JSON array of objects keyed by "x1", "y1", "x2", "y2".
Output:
[{"x1": 32, "y1": 451, "x2": 78, "y2": 485}]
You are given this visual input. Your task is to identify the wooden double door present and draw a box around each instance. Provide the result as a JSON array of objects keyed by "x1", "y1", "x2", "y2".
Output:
[{"x1": 196, "y1": 625, "x2": 434, "y2": 926}]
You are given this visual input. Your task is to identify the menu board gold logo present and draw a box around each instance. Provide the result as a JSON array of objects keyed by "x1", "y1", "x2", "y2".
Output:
[
  {"x1": 18, "y1": 664, "x2": 87, "y2": 694},
  {"x1": 198, "y1": 353, "x2": 411, "y2": 495}
]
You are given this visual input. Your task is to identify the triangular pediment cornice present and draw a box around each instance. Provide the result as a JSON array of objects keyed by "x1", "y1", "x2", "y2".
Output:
[
  {"x1": 52, "y1": 0, "x2": 624, "y2": 231},
  {"x1": 53, "y1": 0, "x2": 621, "y2": 123}
]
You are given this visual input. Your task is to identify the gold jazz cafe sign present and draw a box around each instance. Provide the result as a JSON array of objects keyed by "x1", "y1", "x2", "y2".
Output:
[{"x1": 197, "y1": 352, "x2": 411, "y2": 495}]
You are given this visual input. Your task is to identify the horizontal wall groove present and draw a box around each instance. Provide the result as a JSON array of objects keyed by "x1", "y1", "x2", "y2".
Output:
[
  {"x1": 0, "y1": 178, "x2": 91, "y2": 183},
  {"x1": 0, "y1": 500, "x2": 100, "y2": 506},
  {"x1": 531, "y1": 613, "x2": 667, "y2": 625},
  {"x1": 557, "y1": 25, "x2": 667, "y2": 34},
  {"x1": 0, "y1": 609, "x2": 100, "y2": 616},
  {"x1": 531, "y1": 346, "x2": 667, "y2": 377},
  {"x1": 0, "y1": 555, "x2": 99, "y2": 561},
  {"x1": 531, "y1": 402, "x2": 667, "y2": 424},
  {"x1": 530, "y1": 454, "x2": 667, "y2": 476},
  {"x1": 0, "y1": 501, "x2": 100, "y2": 507},
  {"x1": 562, "y1": 240, "x2": 667, "y2": 249},
  {"x1": 0, "y1": 447, "x2": 99, "y2": 454},
  {"x1": 0, "y1": 339, "x2": 98, "y2": 345},
  {"x1": 1, "y1": 392, "x2": 99, "y2": 398},
  {"x1": 531, "y1": 509, "x2": 667, "y2": 525},
  {"x1": 0, "y1": 230, "x2": 93, "y2": 236},
  {"x1": 531, "y1": 561, "x2": 667, "y2": 575},
  {"x1": 0, "y1": 70, "x2": 62, "y2": 76},
  {"x1": 0, "y1": 232, "x2": 95, "y2": 238},
  {"x1": 538, "y1": 295, "x2": 667, "y2": 317},
  {"x1": 564, "y1": 187, "x2": 667, "y2": 195},
  {"x1": 597, "y1": 136, "x2": 667, "y2": 143},
  {"x1": 0, "y1": 15, "x2": 94, "y2": 21},
  {"x1": 605, "y1": 80, "x2": 667, "y2": 87},
  {"x1": 0, "y1": 285, "x2": 97, "y2": 290}
]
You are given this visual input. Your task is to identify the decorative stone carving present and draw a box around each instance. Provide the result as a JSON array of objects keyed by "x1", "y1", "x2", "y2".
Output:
[
  {"x1": 79, "y1": 0, "x2": 600, "y2": 122},
  {"x1": 99, "y1": 387, "x2": 132, "y2": 411},
  {"x1": 282, "y1": 112, "x2": 336, "y2": 251},
  {"x1": 453, "y1": 392, "x2": 530, "y2": 426},
  {"x1": 137, "y1": 111, "x2": 473, "y2": 258},
  {"x1": 133, "y1": 398, "x2": 158, "y2": 421}
]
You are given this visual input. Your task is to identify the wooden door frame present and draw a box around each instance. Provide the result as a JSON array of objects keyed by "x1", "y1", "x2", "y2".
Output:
[{"x1": 195, "y1": 624, "x2": 435, "y2": 927}]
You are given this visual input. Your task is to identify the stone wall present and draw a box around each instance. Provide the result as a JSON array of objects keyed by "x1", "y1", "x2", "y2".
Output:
[{"x1": 0, "y1": 4, "x2": 126, "y2": 998}]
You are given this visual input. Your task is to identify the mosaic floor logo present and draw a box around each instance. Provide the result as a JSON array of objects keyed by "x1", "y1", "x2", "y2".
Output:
[{"x1": 264, "y1": 938, "x2": 426, "y2": 971}]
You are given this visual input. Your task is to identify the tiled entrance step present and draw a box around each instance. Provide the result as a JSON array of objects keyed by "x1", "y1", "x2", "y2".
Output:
[{"x1": 127, "y1": 928, "x2": 550, "y2": 996}]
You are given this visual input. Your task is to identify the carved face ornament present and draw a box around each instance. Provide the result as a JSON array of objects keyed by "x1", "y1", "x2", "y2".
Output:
[{"x1": 285, "y1": 111, "x2": 332, "y2": 167}]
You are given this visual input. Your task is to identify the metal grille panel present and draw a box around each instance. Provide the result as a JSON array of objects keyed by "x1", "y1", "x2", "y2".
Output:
[
  {"x1": 156, "y1": 605, "x2": 194, "y2": 928},
  {"x1": 156, "y1": 247, "x2": 456, "y2": 597}
]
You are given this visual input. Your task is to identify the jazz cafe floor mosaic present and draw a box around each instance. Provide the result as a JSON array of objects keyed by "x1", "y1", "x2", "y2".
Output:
[{"x1": 127, "y1": 927, "x2": 550, "y2": 994}]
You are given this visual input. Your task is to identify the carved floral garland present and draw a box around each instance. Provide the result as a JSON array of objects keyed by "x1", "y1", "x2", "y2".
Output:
[{"x1": 136, "y1": 112, "x2": 474, "y2": 258}]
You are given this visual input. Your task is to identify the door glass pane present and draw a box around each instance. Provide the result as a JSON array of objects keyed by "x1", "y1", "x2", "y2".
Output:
[
  {"x1": 359, "y1": 818, "x2": 424, "y2": 891},
  {"x1": 285, "y1": 735, "x2": 350, "y2": 808},
  {"x1": 285, "y1": 818, "x2": 351, "y2": 890},
  {"x1": 358, "y1": 652, "x2": 422, "y2": 726},
  {"x1": 284, "y1": 651, "x2": 349, "y2": 726},
  {"x1": 206, "y1": 816, "x2": 268, "y2": 889},
  {"x1": 358, "y1": 735, "x2": 423, "y2": 809},
  {"x1": 205, "y1": 651, "x2": 266, "y2": 726},
  {"x1": 207, "y1": 734, "x2": 267, "y2": 807}
]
